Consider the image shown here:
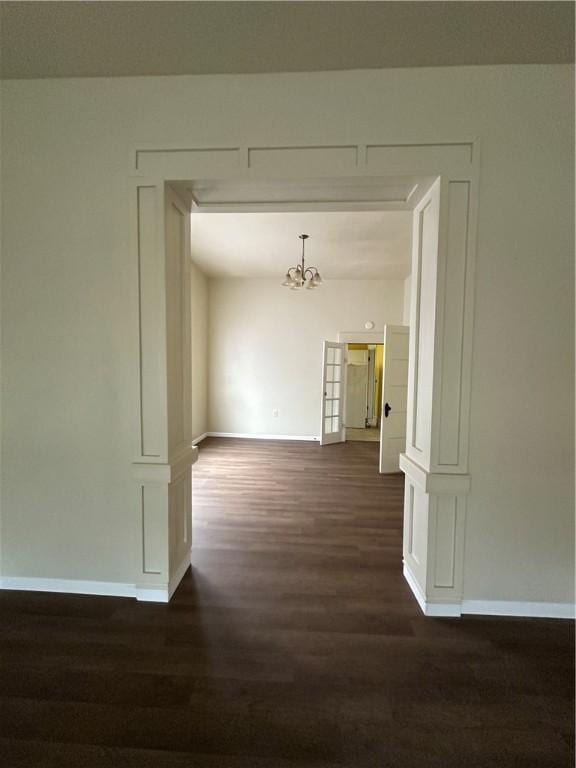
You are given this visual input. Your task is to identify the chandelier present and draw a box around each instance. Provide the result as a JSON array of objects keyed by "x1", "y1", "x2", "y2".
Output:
[{"x1": 282, "y1": 234, "x2": 323, "y2": 290}]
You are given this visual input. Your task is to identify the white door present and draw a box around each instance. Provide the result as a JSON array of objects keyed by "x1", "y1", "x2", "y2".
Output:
[
  {"x1": 320, "y1": 341, "x2": 347, "y2": 445},
  {"x1": 346, "y1": 364, "x2": 368, "y2": 428},
  {"x1": 379, "y1": 325, "x2": 409, "y2": 472}
]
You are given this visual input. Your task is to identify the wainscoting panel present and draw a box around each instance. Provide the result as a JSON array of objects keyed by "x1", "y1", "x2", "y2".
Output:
[
  {"x1": 433, "y1": 180, "x2": 471, "y2": 471},
  {"x1": 406, "y1": 181, "x2": 440, "y2": 469},
  {"x1": 136, "y1": 184, "x2": 166, "y2": 460},
  {"x1": 432, "y1": 495, "x2": 457, "y2": 589},
  {"x1": 403, "y1": 478, "x2": 428, "y2": 595},
  {"x1": 168, "y1": 468, "x2": 192, "y2": 582},
  {"x1": 141, "y1": 484, "x2": 167, "y2": 577}
]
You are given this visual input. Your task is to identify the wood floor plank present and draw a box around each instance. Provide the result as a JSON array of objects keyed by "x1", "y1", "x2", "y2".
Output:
[{"x1": 0, "y1": 438, "x2": 573, "y2": 767}]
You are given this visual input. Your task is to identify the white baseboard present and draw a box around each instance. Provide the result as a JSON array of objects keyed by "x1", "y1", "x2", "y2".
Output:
[
  {"x1": 402, "y1": 562, "x2": 427, "y2": 613},
  {"x1": 207, "y1": 432, "x2": 319, "y2": 441},
  {"x1": 134, "y1": 585, "x2": 169, "y2": 603},
  {"x1": 168, "y1": 552, "x2": 191, "y2": 600},
  {"x1": 461, "y1": 599, "x2": 575, "y2": 620},
  {"x1": 4, "y1": 568, "x2": 572, "y2": 619},
  {"x1": 191, "y1": 432, "x2": 208, "y2": 446},
  {"x1": 0, "y1": 576, "x2": 137, "y2": 599},
  {"x1": 402, "y1": 564, "x2": 462, "y2": 617},
  {"x1": 425, "y1": 602, "x2": 463, "y2": 617},
  {"x1": 0, "y1": 558, "x2": 192, "y2": 604},
  {"x1": 402, "y1": 564, "x2": 575, "y2": 620}
]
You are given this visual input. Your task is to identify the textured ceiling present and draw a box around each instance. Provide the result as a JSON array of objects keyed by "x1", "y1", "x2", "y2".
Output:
[
  {"x1": 190, "y1": 211, "x2": 412, "y2": 280},
  {"x1": 0, "y1": 1, "x2": 573, "y2": 80}
]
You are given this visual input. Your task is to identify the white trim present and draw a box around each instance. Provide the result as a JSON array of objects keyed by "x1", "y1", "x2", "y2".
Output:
[
  {"x1": 402, "y1": 562, "x2": 427, "y2": 613},
  {"x1": 399, "y1": 453, "x2": 471, "y2": 494},
  {"x1": 0, "y1": 563, "x2": 190, "y2": 604},
  {"x1": 191, "y1": 432, "x2": 208, "y2": 446},
  {"x1": 3, "y1": 573, "x2": 571, "y2": 619},
  {"x1": 0, "y1": 576, "x2": 137, "y2": 599},
  {"x1": 207, "y1": 432, "x2": 319, "y2": 441},
  {"x1": 338, "y1": 331, "x2": 384, "y2": 344},
  {"x1": 135, "y1": 551, "x2": 192, "y2": 603},
  {"x1": 134, "y1": 586, "x2": 169, "y2": 603},
  {"x1": 423, "y1": 602, "x2": 462, "y2": 618},
  {"x1": 402, "y1": 565, "x2": 575, "y2": 620},
  {"x1": 462, "y1": 600, "x2": 576, "y2": 620},
  {"x1": 132, "y1": 444, "x2": 198, "y2": 483},
  {"x1": 402, "y1": 563, "x2": 462, "y2": 617},
  {"x1": 168, "y1": 552, "x2": 191, "y2": 599},
  {"x1": 0, "y1": 576, "x2": 190, "y2": 603}
]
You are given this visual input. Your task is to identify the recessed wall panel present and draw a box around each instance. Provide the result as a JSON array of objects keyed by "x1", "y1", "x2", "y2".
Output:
[
  {"x1": 136, "y1": 148, "x2": 241, "y2": 178},
  {"x1": 437, "y1": 182, "x2": 470, "y2": 467},
  {"x1": 367, "y1": 144, "x2": 472, "y2": 175},
  {"x1": 248, "y1": 146, "x2": 357, "y2": 176},
  {"x1": 141, "y1": 485, "x2": 166, "y2": 575},
  {"x1": 137, "y1": 186, "x2": 164, "y2": 458},
  {"x1": 411, "y1": 485, "x2": 428, "y2": 568},
  {"x1": 406, "y1": 482, "x2": 415, "y2": 557},
  {"x1": 166, "y1": 200, "x2": 185, "y2": 453},
  {"x1": 433, "y1": 496, "x2": 457, "y2": 588},
  {"x1": 168, "y1": 470, "x2": 191, "y2": 579},
  {"x1": 412, "y1": 191, "x2": 439, "y2": 461}
]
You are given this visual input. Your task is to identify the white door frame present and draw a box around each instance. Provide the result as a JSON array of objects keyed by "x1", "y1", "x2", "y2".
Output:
[
  {"x1": 128, "y1": 139, "x2": 480, "y2": 616},
  {"x1": 339, "y1": 333, "x2": 384, "y2": 433},
  {"x1": 338, "y1": 331, "x2": 384, "y2": 345}
]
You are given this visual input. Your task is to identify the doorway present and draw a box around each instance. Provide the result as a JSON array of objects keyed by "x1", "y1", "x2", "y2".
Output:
[
  {"x1": 320, "y1": 326, "x2": 409, "y2": 472},
  {"x1": 131, "y1": 143, "x2": 478, "y2": 614},
  {"x1": 345, "y1": 343, "x2": 383, "y2": 443}
]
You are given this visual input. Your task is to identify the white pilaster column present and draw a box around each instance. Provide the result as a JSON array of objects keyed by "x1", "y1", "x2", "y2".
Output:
[
  {"x1": 131, "y1": 180, "x2": 196, "y2": 602},
  {"x1": 401, "y1": 173, "x2": 477, "y2": 616}
]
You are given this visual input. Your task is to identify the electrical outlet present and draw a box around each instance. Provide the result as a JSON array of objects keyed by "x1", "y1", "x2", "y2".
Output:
[{"x1": 272, "y1": 409, "x2": 279, "y2": 418}]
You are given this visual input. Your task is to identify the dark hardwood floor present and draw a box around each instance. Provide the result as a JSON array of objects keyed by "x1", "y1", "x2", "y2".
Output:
[{"x1": 0, "y1": 438, "x2": 573, "y2": 767}]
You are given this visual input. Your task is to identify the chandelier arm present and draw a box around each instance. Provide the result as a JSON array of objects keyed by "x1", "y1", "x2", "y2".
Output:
[{"x1": 284, "y1": 234, "x2": 315, "y2": 289}]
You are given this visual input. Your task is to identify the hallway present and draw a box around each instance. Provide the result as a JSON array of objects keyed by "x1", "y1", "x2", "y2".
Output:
[{"x1": 0, "y1": 438, "x2": 573, "y2": 767}]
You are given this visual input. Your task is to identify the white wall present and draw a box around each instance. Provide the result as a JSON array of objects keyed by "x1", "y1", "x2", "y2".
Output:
[
  {"x1": 208, "y1": 278, "x2": 403, "y2": 437},
  {"x1": 402, "y1": 274, "x2": 412, "y2": 327},
  {"x1": 190, "y1": 260, "x2": 208, "y2": 441},
  {"x1": 0, "y1": 65, "x2": 573, "y2": 605},
  {"x1": 0, "y1": 85, "x2": 4, "y2": 575}
]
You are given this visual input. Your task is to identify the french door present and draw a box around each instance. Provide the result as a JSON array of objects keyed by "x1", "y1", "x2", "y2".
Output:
[{"x1": 320, "y1": 341, "x2": 347, "y2": 445}]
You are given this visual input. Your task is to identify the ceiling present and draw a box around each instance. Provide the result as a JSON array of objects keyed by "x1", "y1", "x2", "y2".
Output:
[
  {"x1": 174, "y1": 176, "x2": 434, "y2": 213},
  {"x1": 190, "y1": 211, "x2": 412, "y2": 280},
  {"x1": 0, "y1": 2, "x2": 573, "y2": 80}
]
